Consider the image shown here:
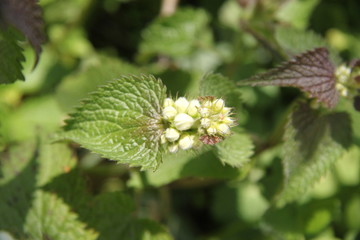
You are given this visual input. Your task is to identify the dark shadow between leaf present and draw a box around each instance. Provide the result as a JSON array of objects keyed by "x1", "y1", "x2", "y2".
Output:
[{"x1": 0, "y1": 142, "x2": 38, "y2": 238}]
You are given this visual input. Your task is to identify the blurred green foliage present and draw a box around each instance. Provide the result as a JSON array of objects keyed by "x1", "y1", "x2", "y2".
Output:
[{"x1": 1, "y1": 0, "x2": 360, "y2": 239}]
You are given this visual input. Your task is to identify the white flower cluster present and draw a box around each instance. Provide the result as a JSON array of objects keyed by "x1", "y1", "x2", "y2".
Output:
[
  {"x1": 335, "y1": 64, "x2": 360, "y2": 98},
  {"x1": 335, "y1": 65, "x2": 352, "y2": 97},
  {"x1": 161, "y1": 96, "x2": 236, "y2": 153}
]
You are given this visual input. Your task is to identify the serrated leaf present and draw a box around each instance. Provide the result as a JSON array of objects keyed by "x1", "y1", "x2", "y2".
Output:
[
  {"x1": 60, "y1": 75, "x2": 167, "y2": 170},
  {"x1": 276, "y1": 102, "x2": 351, "y2": 206},
  {"x1": 139, "y1": 8, "x2": 209, "y2": 59},
  {"x1": 24, "y1": 190, "x2": 98, "y2": 240},
  {"x1": 83, "y1": 192, "x2": 173, "y2": 240},
  {"x1": 215, "y1": 131, "x2": 253, "y2": 168},
  {"x1": 0, "y1": 139, "x2": 97, "y2": 239},
  {"x1": 200, "y1": 73, "x2": 242, "y2": 110},
  {"x1": 56, "y1": 55, "x2": 142, "y2": 112},
  {"x1": 0, "y1": 27, "x2": 25, "y2": 84},
  {"x1": 238, "y1": 48, "x2": 339, "y2": 108},
  {"x1": 1, "y1": 135, "x2": 172, "y2": 240},
  {"x1": 0, "y1": 0, "x2": 45, "y2": 65},
  {"x1": 0, "y1": 140, "x2": 37, "y2": 236},
  {"x1": 275, "y1": 26, "x2": 341, "y2": 65}
]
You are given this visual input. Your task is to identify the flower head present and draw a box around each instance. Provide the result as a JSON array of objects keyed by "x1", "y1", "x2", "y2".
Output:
[{"x1": 161, "y1": 96, "x2": 237, "y2": 153}]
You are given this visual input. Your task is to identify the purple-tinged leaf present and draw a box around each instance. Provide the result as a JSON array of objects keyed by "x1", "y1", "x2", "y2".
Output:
[
  {"x1": 0, "y1": 0, "x2": 45, "y2": 66},
  {"x1": 238, "y1": 48, "x2": 338, "y2": 108}
]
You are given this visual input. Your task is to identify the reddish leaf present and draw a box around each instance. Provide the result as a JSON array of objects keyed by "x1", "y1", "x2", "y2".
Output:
[
  {"x1": 238, "y1": 48, "x2": 338, "y2": 108},
  {"x1": 0, "y1": 0, "x2": 45, "y2": 66}
]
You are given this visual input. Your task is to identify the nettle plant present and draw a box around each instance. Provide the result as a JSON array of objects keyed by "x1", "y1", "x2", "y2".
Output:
[
  {"x1": 1, "y1": 1, "x2": 360, "y2": 239},
  {"x1": 59, "y1": 74, "x2": 243, "y2": 170},
  {"x1": 59, "y1": 46, "x2": 359, "y2": 206}
]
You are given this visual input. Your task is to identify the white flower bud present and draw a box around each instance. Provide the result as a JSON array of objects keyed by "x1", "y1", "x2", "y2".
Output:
[
  {"x1": 179, "y1": 135, "x2": 194, "y2": 150},
  {"x1": 174, "y1": 113, "x2": 195, "y2": 131},
  {"x1": 221, "y1": 107, "x2": 231, "y2": 116},
  {"x1": 213, "y1": 99, "x2": 225, "y2": 112},
  {"x1": 202, "y1": 100, "x2": 212, "y2": 108},
  {"x1": 164, "y1": 98, "x2": 174, "y2": 107},
  {"x1": 163, "y1": 106, "x2": 177, "y2": 120},
  {"x1": 174, "y1": 97, "x2": 189, "y2": 113},
  {"x1": 168, "y1": 144, "x2": 179, "y2": 153},
  {"x1": 199, "y1": 107, "x2": 210, "y2": 117},
  {"x1": 217, "y1": 123, "x2": 230, "y2": 135},
  {"x1": 187, "y1": 99, "x2": 200, "y2": 116},
  {"x1": 207, "y1": 125, "x2": 217, "y2": 135},
  {"x1": 201, "y1": 118, "x2": 211, "y2": 128},
  {"x1": 335, "y1": 65, "x2": 351, "y2": 84},
  {"x1": 165, "y1": 128, "x2": 180, "y2": 142},
  {"x1": 223, "y1": 117, "x2": 235, "y2": 125}
]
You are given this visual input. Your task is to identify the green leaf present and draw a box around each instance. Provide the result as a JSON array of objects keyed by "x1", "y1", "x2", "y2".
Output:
[
  {"x1": 200, "y1": 73, "x2": 242, "y2": 110},
  {"x1": 0, "y1": 139, "x2": 97, "y2": 239},
  {"x1": 276, "y1": 102, "x2": 352, "y2": 206},
  {"x1": 60, "y1": 75, "x2": 167, "y2": 170},
  {"x1": 238, "y1": 48, "x2": 339, "y2": 108},
  {"x1": 275, "y1": 26, "x2": 341, "y2": 65},
  {"x1": 83, "y1": 192, "x2": 173, "y2": 240},
  {"x1": 1, "y1": 95, "x2": 64, "y2": 142},
  {"x1": 0, "y1": 141, "x2": 37, "y2": 236},
  {"x1": 276, "y1": 0, "x2": 320, "y2": 30},
  {"x1": 345, "y1": 194, "x2": 360, "y2": 230},
  {"x1": 264, "y1": 199, "x2": 339, "y2": 238},
  {"x1": 212, "y1": 182, "x2": 269, "y2": 223},
  {"x1": 56, "y1": 55, "x2": 142, "y2": 112},
  {"x1": 214, "y1": 131, "x2": 253, "y2": 168},
  {"x1": 139, "y1": 8, "x2": 210, "y2": 59},
  {"x1": 0, "y1": 0, "x2": 46, "y2": 65},
  {"x1": 0, "y1": 27, "x2": 25, "y2": 84},
  {"x1": 24, "y1": 190, "x2": 98, "y2": 240},
  {"x1": 334, "y1": 145, "x2": 360, "y2": 186},
  {"x1": 141, "y1": 149, "x2": 239, "y2": 187}
]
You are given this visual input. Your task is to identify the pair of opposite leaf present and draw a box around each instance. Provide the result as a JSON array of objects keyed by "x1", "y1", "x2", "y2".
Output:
[{"x1": 61, "y1": 47, "x2": 359, "y2": 170}]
